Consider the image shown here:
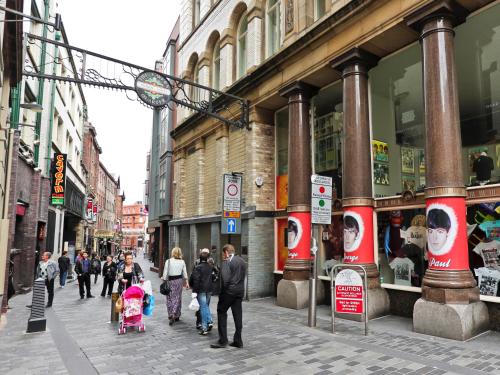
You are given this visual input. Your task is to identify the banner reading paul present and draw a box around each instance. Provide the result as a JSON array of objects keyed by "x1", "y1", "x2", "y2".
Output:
[
  {"x1": 343, "y1": 207, "x2": 374, "y2": 264},
  {"x1": 287, "y1": 212, "x2": 311, "y2": 260},
  {"x1": 426, "y1": 197, "x2": 468, "y2": 270}
]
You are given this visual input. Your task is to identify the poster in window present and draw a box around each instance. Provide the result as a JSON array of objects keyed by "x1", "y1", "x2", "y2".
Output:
[
  {"x1": 276, "y1": 175, "x2": 288, "y2": 210},
  {"x1": 401, "y1": 147, "x2": 415, "y2": 174},
  {"x1": 496, "y1": 144, "x2": 500, "y2": 168},
  {"x1": 418, "y1": 149, "x2": 425, "y2": 173},
  {"x1": 402, "y1": 176, "x2": 416, "y2": 192},
  {"x1": 374, "y1": 163, "x2": 389, "y2": 185},
  {"x1": 276, "y1": 218, "x2": 288, "y2": 271},
  {"x1": 372, "y1": 140, "x2": 389, "y2": 162}
]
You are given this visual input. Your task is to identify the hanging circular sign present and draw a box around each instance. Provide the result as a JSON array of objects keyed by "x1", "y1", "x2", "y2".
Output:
[{"x1": 135, "y1": 71, "x2": 171, "y2": 107}]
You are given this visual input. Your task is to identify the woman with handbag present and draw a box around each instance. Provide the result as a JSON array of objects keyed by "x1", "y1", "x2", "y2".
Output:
[{"x1": 162, "y1": 247, "x2": 189, "y2": 325}]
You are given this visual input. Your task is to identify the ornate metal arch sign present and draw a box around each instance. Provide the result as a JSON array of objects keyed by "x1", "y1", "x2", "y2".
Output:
[{"x1": 135, "y1": 71, "x2": 171, "y2": 107}]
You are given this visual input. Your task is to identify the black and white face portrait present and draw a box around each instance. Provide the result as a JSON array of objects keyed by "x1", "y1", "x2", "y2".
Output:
[
  {"x1": 426, "y1": 204, "x2": 458, "y2": 256},
  {"x1": 343, "y1": 211, "x2": 364, "y2": 253},
  {"x1": 287, "y1": 217, "x2": 302, "y2": 250}
]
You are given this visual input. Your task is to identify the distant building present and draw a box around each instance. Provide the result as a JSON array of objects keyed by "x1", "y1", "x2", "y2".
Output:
[
  {"x1": 95, "y1": 162, "x2": 119, "y2": 255},
  {"x1": 122, "y1": 202, "x2": 147, "y2": 250}
]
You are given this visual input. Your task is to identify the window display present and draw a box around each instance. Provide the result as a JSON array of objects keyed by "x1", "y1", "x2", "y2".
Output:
[{"x1": 377, "y1": 209, "x2": 426, "y2": 287}]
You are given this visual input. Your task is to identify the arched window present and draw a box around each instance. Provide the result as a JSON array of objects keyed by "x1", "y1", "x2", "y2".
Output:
[
  {"x1": 193, "y1": 0, "x2": 201, "y2": 26},
  {"x1": 237, "y1": 14, "x2": 248, "y2": 79},
  {"x1": 212, "y1": 41, "x2": 221, "y2": 90},
  {"x1": 191, "y1": 62, "x2": 200, "y2": 106},
  {"x1": 266, "y1": 0, "x2": 281, "y2": 57}
]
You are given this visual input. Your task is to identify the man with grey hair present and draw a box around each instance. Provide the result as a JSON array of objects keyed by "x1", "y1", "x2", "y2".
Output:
[
  {"x1": 36, "y1": 251, "x2": 59, "y2": 308},
  {"x1": 211, "y1": 244, "x2": 246, "y2": 349}
]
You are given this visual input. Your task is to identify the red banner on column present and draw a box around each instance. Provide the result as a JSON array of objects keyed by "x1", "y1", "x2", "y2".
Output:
[
  {"x1": 343, "y1": 207, "x2": 374, "y2": 264},
  {"x1": 426, "y1": 197, "x2": 468, "y2": 270},
  {"x1": 287, "y1": 212, "x2": 311, "y2": 260}
]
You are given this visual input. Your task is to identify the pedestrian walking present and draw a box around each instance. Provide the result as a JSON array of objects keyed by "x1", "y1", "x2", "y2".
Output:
[
  {"x1": 101, "y1": 255, "x2": 117, "y2": 297},
  {"x1": 91, "y1": 253, "x2": 101, "y2": 284},
  {"x1": 36, "y1": 251, "x2": 59, "y2": 308},
  {"x1": 75, "y1": 251, "x2": 94, "y2": 299},
  {"x1": 190, "y1": 248, "x2": 215, "y2": 335},
  {"x1": 210, "y1": 244, "x2": 246, "y2": 349},
  {"x1": 6, "y1": 259, "x2": 15, "y2": 309},
  {"x1": 117, "y1": 252, "x2": 143, "y2": 293},
  {"x1": 57, "y1": 250, "x2": 71, "y2": 288},
  {"x1": 162, "y1": 247, "x2": 189, "y2": 325}
]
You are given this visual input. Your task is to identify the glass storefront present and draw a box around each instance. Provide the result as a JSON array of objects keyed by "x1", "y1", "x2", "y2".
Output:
[{"x1": 373, "y1": 3, "x2": 500, "y2": 298}]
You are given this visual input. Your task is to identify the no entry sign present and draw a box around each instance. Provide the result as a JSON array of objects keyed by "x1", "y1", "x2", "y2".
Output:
[{"x1": 335, "y1": 269, "x2": 364, "y2": 314}]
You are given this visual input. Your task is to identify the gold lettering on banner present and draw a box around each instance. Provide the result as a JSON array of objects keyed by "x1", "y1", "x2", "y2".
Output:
[
  {"x1": 425, "y1": 186, "x2": 466, "y2": 199},
  {"x1": 342, "y1": 198, "x2": 374, "y2": 207}
]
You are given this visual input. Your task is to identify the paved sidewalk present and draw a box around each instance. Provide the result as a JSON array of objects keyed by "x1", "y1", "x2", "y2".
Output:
[{"x1": 1, "y1": 257, "x2": 500, "y2": 375}]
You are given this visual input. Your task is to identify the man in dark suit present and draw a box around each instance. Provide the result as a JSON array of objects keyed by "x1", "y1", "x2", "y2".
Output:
[
  {"x1": 75, "y1": 251, "x2": 94, "y2": 299},
  {"x1": 210, "y1": 244, "x2": 247, "y2": 349}
]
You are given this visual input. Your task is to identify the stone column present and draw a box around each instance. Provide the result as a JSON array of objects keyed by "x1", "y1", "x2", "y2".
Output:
[
  {"x1": 406, "y1": 0, "x2": 489, "y2": 340},
  {"x1": 276, "y1": 81, "x2": 318, "y2": 309},
  {"x1": 246, "y1": 5, "x2": 263, "y2": 70},
  {"x1": 331, "y1": 48, "x2": 389, "y2": 319}
]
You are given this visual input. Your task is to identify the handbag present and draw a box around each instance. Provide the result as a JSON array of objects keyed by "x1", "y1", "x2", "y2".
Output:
[{"x1": 160, "y1": 260, "x2": 171, "y2": 296}]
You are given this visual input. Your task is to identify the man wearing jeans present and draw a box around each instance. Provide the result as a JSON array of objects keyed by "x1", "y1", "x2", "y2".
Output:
[
  {"x1": 190, "y1": 248, "x2": 214, "y2": 335},
  {"x1": 75, "y1": 251, "x2": 94, "y2": 299},
  {"x1": 58, "y1": 250, "x2": 71, "y2": 288},
  {"x1": 211, "y1": 244, "x2": 247, "y2": 349}
]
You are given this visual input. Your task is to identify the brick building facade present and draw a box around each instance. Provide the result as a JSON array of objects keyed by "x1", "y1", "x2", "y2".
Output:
[{"x1": 122, "y1": 202, "x2": 147, "y2": 250}]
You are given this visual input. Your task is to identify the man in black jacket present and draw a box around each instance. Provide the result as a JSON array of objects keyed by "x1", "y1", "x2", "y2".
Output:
[
  {"x1": 75, "y1": 251, "x2": 94, "y2": 299},
  {"x1": 211, "y1": 244, "x2": 247, "y2": 349},
  {"x1": 191, "y1": 248, "x2": 214, "y2": 335}
]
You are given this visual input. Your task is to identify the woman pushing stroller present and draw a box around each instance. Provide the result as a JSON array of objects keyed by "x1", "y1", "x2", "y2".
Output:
[{"x1": 117, "y1": 251, "x2": 144, "y2": 293}]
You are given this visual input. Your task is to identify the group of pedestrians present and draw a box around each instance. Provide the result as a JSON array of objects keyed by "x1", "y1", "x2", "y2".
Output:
[{"x1": 161, "y1": 244, "x2": 247, "y2": 349}]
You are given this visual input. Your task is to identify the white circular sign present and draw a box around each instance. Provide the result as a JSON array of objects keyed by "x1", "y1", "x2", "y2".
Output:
[{"x1": 227, "y1": 183, "x2": 238, "y2": 196}]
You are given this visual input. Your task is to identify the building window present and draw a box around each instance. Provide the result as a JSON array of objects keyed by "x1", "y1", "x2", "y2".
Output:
[
  {"x1": 266, "y1": 0, "x2": 281, "y2": 57},
  {"x1": 193, "y1": 0, "x2": 201, "y2": 26},
  {"x1": 314, "y1": 0, "x2": 326, "y2": 20},
  {"x1": 212, "y1": 40, "x2": 221, "y2": 90},
  {"x1": 237, "y1": 14, "x2": 248, "y2": 79}
]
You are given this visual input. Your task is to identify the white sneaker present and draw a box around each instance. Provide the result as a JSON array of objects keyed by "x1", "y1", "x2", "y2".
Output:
[{"x1": 61, "y1": 286, "x2": 65, "y2": 289}]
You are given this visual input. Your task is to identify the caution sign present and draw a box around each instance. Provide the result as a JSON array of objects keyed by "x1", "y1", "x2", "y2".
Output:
[{"x1": 335, "y1": 269, "x2": 364, "y2": 315}]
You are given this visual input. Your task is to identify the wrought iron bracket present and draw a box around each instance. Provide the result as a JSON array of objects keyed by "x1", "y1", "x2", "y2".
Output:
[{"x1": 23, "y1": 33, "x2": 250, "y2": 130}]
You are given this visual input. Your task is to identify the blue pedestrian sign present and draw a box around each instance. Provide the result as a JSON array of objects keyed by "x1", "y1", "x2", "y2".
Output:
[{"x1": 227, "y1": 219, "x2": 236, "y2": 233}]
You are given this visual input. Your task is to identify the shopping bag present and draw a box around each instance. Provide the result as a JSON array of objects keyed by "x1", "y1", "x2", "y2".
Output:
[
  {"x1": 142, "y1": 280, "x2": 153, "y2": 295},
  {"x1": 143, "y1": 295, "x2": 155, "y2": 316},
  {"x1": 188, "y1": 297, "x2": 200, "y2": 311},
  {"x1": 115, "y1": 296, "x2": 123, "y2": 311}
]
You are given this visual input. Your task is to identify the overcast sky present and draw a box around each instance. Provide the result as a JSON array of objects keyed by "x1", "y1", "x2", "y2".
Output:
[{"x1": 59, "y1": 0, "x2": 181, "y2": 204}]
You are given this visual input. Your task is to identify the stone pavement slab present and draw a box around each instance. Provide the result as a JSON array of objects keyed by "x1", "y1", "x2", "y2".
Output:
[{"x1": 1, "y1": 256, "x2": 500, "y2": 374}]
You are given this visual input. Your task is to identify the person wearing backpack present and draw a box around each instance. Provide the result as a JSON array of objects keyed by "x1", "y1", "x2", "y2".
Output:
[
  {"x1": 90, "y1": 253, "x2": 101, "y2": 284},
  {"x1": 190, "y1": 248, "x2": 214, "y2": 335}
]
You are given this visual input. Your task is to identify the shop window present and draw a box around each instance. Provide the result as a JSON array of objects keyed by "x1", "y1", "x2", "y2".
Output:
[
  {"x1": 377, "y1": 209, "x2": 427, "y2": 287},
  {"x1": 370, "y1": 43, "x2": 424, "y2": 198},
  {"x1": 318, "y1": 215, "x2": 344, "y2": 277},
  {"x1": 266, "y1": 0, "x2": 281, "y2": 58},
  {"x1": 455, "y1": 3, "x2": 500, "y2": 186},
  {"x1": 237, "y1": 14, "x2": 248, "y2": 79},
  {"x1": 312, "y1": 81, "x2": 343, "y2": 198},
  {"x1": 467, "y1": 202, "x2": 500, "y2": 297},
  {"x1": 275, "y1": 107, "x2": 288, "y2": 210}
]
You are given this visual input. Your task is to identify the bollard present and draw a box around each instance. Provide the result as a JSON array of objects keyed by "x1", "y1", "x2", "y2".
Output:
[
  {"x1": 26, "y1": 278, "x2": 46, "y2": 333},
  {"x1": 111, "y1": 292, "x2": 120, "y2": 322}
]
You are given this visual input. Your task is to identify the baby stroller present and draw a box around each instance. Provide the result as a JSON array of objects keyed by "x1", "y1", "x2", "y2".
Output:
[{"x1": 118, "y1": 284, "x2": 146, "y2": 334}]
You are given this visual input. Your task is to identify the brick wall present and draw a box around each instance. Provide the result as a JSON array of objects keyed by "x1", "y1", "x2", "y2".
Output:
[{"x1": 203, "y1": 134, "x2": 217, "y2": 214}]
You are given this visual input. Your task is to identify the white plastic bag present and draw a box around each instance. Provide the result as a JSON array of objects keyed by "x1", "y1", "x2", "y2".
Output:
[
  {"x1": 141, "y1": 280, "x2": 153, "y2": 295},
  {"x1": 188, "y1": 297, "x2": 200, "y2": 311}
]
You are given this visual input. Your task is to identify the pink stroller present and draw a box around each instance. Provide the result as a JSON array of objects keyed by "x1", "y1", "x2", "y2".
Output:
[{"x1": 118, "y1": 285, "x2": 146, "y2": 334}]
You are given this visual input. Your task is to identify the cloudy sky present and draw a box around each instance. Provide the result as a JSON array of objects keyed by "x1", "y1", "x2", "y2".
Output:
[{"x1": 59, "y1": 0, "x2": 181, "y2": 203}]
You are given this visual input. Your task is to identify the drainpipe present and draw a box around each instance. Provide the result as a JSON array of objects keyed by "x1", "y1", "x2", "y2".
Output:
[{"x1": 34, "y1": 0, "x2": 50, "y2": 167}]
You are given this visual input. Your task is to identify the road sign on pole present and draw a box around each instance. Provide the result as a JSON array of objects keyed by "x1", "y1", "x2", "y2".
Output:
[
  {"x1": 311, "y1": 174, "x2": 332, "y2": 224},
  {"x1": 221, "y1": 174, "x2": 242, "y2": 234}
]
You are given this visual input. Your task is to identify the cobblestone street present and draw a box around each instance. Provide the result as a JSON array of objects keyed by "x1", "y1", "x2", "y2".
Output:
[{"x1": 2, "y1": 257, "x2": 500, "y2": 375}]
